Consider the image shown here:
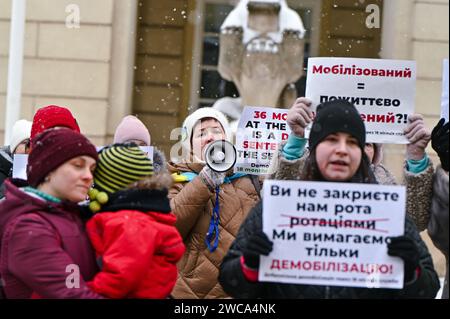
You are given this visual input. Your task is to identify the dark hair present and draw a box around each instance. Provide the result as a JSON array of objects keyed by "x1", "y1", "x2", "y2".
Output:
[
  {"x1": 301, "y1": 148, "x2": 377, "y2": 184},
  {"x1": 22, "y1": 138, "x2": 31, "y2": 153}
]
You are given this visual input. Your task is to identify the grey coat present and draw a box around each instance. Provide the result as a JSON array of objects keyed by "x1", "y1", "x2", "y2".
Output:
[{"x1": 427, "y1": 166, "x2": 449, "y2": 299}]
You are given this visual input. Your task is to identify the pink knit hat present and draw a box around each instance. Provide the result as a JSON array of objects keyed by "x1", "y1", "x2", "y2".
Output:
[{"x1": 113, "y1": 115, "x2": 151, "y2": 146}]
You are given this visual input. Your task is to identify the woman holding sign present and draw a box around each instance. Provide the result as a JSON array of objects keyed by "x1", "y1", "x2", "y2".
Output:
[
  {"x1": 167, "y1": 107, "x2": 261, "y2": 299},
  {"x1": 219, "y1": 100, "x2": 439, "y2": 298}
]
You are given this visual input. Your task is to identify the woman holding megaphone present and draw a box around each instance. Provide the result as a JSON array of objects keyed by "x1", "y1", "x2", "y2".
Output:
[
  {"x1": 167, "y1": 107, "x2": 261, "y2": 299},
  {"x1": 219, "y1": 100, "x2": 439, "y2": 299}
]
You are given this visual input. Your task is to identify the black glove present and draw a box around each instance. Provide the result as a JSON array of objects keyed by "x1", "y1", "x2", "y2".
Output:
[
  {"x1": 387, "y1": 235, "x2": 420, "y2": 282},
  {"x1": 242, "y1": 231, "x2": 273, "y2": 269},
  {"x1": 431, "y1": 118, "x2": 449, "y2": 171}
]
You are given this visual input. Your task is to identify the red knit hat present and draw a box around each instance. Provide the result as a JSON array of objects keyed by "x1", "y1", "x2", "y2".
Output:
[
  {"x1": 30, "y1": 105, "x2": 80, "y2": 140},
  {"x1": 27, "y1": 128, "x2": 98, "y2": 187}
]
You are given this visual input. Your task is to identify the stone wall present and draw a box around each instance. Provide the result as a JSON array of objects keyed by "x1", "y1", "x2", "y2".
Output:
[{"x1": 0, "y1": 0, "x2": 137, "y2": 146}]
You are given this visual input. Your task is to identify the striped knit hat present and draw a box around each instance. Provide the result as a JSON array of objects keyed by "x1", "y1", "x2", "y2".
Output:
[{"x1": 94, "y1": 143, "x2": 154, "y2": 194}]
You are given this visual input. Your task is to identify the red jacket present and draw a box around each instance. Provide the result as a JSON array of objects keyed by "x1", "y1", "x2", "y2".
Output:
[
  {"x1": 0, "y1": 179, "x2": 102, "y2": 299},
  {"x1": 86, "y1": 187, "x2": 185, "y2": 299}
]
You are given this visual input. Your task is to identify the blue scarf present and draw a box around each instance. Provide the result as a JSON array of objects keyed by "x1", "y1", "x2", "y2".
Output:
[
  {"x1": 179, "y1": 171, "x2": 247, "y2": 252},
  {"x1": 179, "y1": 172, "x2": 246, "y2": 184}
]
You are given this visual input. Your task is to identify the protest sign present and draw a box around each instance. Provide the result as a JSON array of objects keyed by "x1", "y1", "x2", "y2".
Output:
[
  {"x1": 442, "y1": 59, "x2": 449, "y2": 123},
  {"x1": 12, "y1": 154, "x2": 28, "y2": 180},
  {"x1": 139, "y1": 146, "x2": 154, "y2": 161},
  {"x1": 235, "y1": 107, "x2": 291, "y2": 175},
  {"x1": 260, "y1": 179, "x2": 406, "y2": 289},
  {"x1": 305, "y1": 57, "x2": 416, "y2": 144}
]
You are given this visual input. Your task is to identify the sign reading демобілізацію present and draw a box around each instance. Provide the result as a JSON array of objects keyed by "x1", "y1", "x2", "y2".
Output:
[
  {"x1": 260, "y1": 180, "x2": 406, "y2": 289},
  {"x1": 235, "y1": 107, "x2": 291, "y2": 175},
  {"x1": 305, "y1": 57, "x2": 416, "y2": 144}
]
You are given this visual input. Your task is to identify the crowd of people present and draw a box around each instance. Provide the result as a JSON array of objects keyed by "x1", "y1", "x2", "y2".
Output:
[{"x1": 0, "y1": 98, "x2": 448, "y2": 299}]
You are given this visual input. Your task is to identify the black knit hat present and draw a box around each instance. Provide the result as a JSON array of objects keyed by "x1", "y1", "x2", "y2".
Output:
[
  {"x1": 309, "y1": 99, "x2": 366, "y2": 150},
  {"x1": 94, "y1": 143, "x2": 153, "y2": 194}
]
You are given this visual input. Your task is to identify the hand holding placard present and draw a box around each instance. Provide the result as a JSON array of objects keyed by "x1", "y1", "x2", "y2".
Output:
[
  {"x1": 387, "y1": 235, "x2": 420, "y2": 282},
  {"x1": 287, "y1": 97, "x2": 314, "y2": 138},
  {"x1": 404, "y1": 114, "x2": 431, "y2": 161},
  {"x1": 242, "y1": 231, "x2": 274, "y2": 269}
]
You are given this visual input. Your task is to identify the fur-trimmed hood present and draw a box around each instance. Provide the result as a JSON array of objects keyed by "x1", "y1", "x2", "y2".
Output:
[{"x1": 153, "y1": 147, "x2": 167, "y2": 174}]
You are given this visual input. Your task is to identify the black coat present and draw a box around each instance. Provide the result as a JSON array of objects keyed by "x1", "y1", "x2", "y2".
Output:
[{"x1": 219, "y1": 201, "x2": 440, "y2": 299}]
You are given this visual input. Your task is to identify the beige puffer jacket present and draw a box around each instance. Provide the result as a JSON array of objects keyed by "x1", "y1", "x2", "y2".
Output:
[{"x1": 167, "y1": 162, "x2": 260, "y2": 299}]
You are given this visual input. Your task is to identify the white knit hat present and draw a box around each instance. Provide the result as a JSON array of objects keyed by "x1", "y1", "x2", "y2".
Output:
[
  {"x1": 181, "y1": 107, "x2": 231, "y2": 159},
  {"x1": 10, "y1": 119, "x2": 32, "y2": 153}
]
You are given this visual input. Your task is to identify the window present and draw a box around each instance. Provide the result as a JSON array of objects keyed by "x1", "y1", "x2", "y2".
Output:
[{"x1": 190, "y1": 0, "x2": 322, "y2": 109}]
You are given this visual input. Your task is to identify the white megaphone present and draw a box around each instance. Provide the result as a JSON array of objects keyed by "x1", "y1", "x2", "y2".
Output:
[{"x1": 204, "y1": 140, "x2": 237, "y2": 173}]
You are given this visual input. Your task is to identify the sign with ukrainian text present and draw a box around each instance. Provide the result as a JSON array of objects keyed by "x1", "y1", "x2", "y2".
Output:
[
  {"x1": 234, "y1": 107, "x2": 291, "y2": 175},
  {"x1": 305, "y1": 57, "x2": 416, "y2": 144},
  {"x1": 260, "y1": 179, "x2": 406, "y2": 289}
]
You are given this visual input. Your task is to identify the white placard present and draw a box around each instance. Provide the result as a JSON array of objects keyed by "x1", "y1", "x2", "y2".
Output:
[
  {"x1": 305, "y1": 57, "x2": 416, "y2": 144},
  {"x1": 12, "y1": 154, "x2": 28, "y2": 180},
  {"x1": 234, "y1": 107, "x2": 291, "y2": 175},
  {"x1": 260, "y1": 180, "x2": 406, "y2": 289},
  {"x1": 442, "y1": 59, "x2": 449, "y2": 123},
  {"x1": 139, "y1": 146, "x2": 154, "y2": 161}
]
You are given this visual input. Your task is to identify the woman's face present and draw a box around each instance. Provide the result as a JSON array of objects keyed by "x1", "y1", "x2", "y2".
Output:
[
  {"x1": 316, "y1": 132, "x2": 362, "y2": 182},
  {"x1": 40, "y1": 156, "x2": 97, "y2": 202},
  {"x1": 191, "y1": 118, "x2": 226, "y2": 161}
]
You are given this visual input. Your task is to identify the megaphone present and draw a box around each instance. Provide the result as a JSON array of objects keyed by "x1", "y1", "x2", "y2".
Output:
[{"x1": 204, "y1": 140, "x2": 237, "y2": 173}]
